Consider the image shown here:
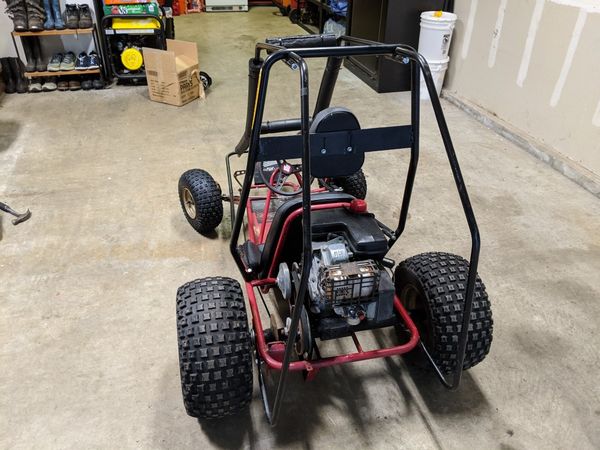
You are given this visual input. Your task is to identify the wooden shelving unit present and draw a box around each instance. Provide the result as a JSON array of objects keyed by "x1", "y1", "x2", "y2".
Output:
[
  {"x1": 12, "y1": 28, "x2": 94, "y2": 37},
  {"x1": 10, "y1": 25, "x2": 105, "y2": 79},
  {"x1": 23, "y1": 69, "x2": 100, "y2": 78}
]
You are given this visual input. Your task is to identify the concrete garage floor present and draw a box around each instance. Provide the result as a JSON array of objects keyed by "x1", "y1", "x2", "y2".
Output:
[{"x1": 1, "y1": 7, "x2": 599, "y2": 450}]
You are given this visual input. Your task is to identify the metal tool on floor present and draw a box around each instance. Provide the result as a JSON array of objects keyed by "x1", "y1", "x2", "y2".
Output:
[{"x1": 0, "y1": 201, "x2": 32, "y2": 225}]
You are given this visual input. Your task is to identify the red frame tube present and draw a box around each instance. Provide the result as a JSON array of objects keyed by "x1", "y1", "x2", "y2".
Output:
[
  {"x1": 247, "y1": 279, "x2": 420, "y2": 372},
  {"x1": 267, "y1": 202, "x2": 351, "y2": 277},
  {"x1": 258, "y1": 169, "x2": 303, "y2": 243},
  {"x1": 246, "y1": 182, "x2": 329, "y2": 245}
]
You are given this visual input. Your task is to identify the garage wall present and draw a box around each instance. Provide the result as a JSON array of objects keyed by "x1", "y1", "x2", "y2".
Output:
[
  {"x1": 1, "y1": 14, "x2": 19, "y2": 57},
  {"x1": 444, "y1": 0, "x2": 600, "y2": 178}
]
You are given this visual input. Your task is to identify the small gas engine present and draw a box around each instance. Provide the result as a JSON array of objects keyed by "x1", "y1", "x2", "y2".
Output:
[
  {"x1": 308, "y1": 236, "x2": 381, "y2": 322},
  {"x1": 269, "y1": 234, "x2": 389, "y2": 341}
]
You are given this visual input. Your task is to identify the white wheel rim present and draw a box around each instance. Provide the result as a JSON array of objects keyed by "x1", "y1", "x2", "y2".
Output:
[{"x1": 182, "y1": 188, "x2": 196, "y2": 219}]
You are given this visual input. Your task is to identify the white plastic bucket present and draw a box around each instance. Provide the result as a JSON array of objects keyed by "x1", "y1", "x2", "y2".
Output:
[
  {"x1": 418, "y1": 11, "x2": 457, "y2": 61},
  {"x1": 420, "y1": 58, "x2": 449, "y2": 100}
]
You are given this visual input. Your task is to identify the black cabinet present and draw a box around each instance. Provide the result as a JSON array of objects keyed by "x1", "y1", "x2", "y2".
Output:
[{"x1": 344, "y1": 0, "x2": 447, "y2": 93}]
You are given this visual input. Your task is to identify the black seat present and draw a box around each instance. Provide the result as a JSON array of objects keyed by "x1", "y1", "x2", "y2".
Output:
[{"x1": 259, "y1": 192, "x2": 356, "y2": 275}]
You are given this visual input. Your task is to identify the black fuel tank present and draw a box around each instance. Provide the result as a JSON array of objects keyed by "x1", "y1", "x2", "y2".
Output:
[{"x1": 311, "y1": 208, "x2": 388, "y2": 259}]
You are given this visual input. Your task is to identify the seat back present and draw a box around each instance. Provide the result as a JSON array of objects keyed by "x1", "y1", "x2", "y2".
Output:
[{"x1": 309, "y1": 107, "x2": 363, "y2": 178}]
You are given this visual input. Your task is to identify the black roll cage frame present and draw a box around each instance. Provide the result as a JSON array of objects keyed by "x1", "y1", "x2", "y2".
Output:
[{"x1": 226, "y1": 35, "x2": 481, "y2": 425}]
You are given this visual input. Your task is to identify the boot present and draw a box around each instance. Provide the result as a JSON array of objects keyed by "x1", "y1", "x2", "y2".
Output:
[
  {"x1": 65, "y1": 3, "x2": 78, "y2": 29},
  {"x1": 77, "y1": 3, "x2": 91, "y2": 28},
  {"x1": 1, "y1": 58, "x2": 17, "y2": 94},
  {"x1": 4, "y1": 0, "x2": 28, "y2": 31},
  {"x1": 10, "y1": 59, "x2": 29, "y2": 94},
  {"x1": 25, "y1": 0, "x2": 45, "y2": 31},
  {"x1": 42, "y1": 0, "x2": 53, "y2": 28},
  {"x1": 21, "y1": 37, "x2": 37, "y2": 72},
  {"x1": 31, "y1": 37, "x2": 46, "y2": 72},
  {"x1": 52, "y1": 0, "x2": 64, "y2": 29}
]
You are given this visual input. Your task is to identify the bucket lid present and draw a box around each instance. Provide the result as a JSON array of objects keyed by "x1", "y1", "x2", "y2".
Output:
[{"x1": 420, "y1": 11, "x2": 457, "y2": 22}]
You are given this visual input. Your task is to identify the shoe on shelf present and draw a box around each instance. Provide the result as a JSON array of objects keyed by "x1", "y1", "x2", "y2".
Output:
[
  {"x1": 81, "y1": 77, "x2": 92, "y2": 90},
  {"x1": 21, "y1": 37, "x2": 37, "y2": 72},
  {"x1": 65, "y1": 3, "x2": 78, "y2": 29},
  {"x1": 60, "y1": 52, "x2": 75, "y2": 71},
  {"x1": 1, "y1": 58, "x2": 17, "y2": 94},
  {"x1": 78, "y1": 4, "x2": 92, "y2": 28},
  {"x1": 29, "y1": 77, "x2": 42, "y2": 93},
  {"x1": 42, "y1": 0, "x2": 53, "y2": 29},
  {"x1": 5, "y1": 0, "x2": 28, "y2": 31},
  {"x1": 25, "y1": 0, "x2": 45, "y2": 31},
  {"x1": 75, "y1": 52, "x2": 89, "y2": 70},
  {"x1": 92, "y1": 77, "x2": 104, "y2": 90},
  {"x1": 52, "y1": 0, "x2": 65, "y2": 29},
  {"x1": 42, "y1": 76, "x2": 57, "y2": 91},
  {"x1": 68, "y1": 79, "x2": 81, "y2": 91},
  {"x1": 87, "y1": 51, "x2": 100, "y2": 69},
  {"x1": 57, "y1": 78, "x2": 69, "y2": 91},
  {"x1": 47, "y1": 53, "x2": 62, "y2": 71}
]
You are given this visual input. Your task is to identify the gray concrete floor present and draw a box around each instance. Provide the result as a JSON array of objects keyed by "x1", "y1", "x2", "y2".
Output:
[{"x1": 1, "y1": 7, "x2": 599, "y2": 450}]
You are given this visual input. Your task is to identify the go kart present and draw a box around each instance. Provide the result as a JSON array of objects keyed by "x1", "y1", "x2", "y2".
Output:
[{"x1": 176, "y1": 34, "x2": 493, "y2": 425}]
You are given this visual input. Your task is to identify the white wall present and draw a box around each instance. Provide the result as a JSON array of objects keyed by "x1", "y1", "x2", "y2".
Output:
[
  {"x1": 1, "y1": 13, "x2": 20, "y2": 56},
  {"x1": 445, "y1": 0, "x2": 600, "y2": 178}
]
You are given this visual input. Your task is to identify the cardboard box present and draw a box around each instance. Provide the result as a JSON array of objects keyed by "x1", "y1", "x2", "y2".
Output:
[
  {"x1": 143, "y1": 40, "x2": 204, "y2": 107},
  {"x1": 103, "y1": 3, "x2": 160, "y2": 16}
]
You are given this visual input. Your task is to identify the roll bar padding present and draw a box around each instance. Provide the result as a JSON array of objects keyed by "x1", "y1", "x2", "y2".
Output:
[{"x1": 235, "y1": 57, "x2": 264, "y2": 154}]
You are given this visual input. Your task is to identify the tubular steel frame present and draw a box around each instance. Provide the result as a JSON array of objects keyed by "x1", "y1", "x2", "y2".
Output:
[{"x1": 224, "y1": 36, "x2": 482, "y2": 425}]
